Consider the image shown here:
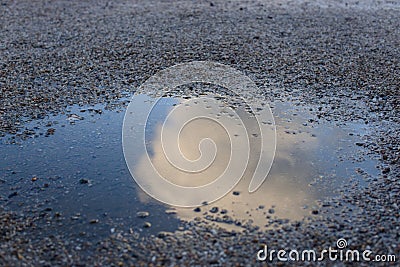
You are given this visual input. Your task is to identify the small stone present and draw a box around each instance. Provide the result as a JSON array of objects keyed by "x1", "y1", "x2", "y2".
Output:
[
  {"x1": 233, "y1": 191, "x2": 240, "y2": 196},
  {"x1": 311, "y1": 210, "x2": 319, "y2": 215},
  {"x1": 165, "y1": 209, "x2": 177, "y2": 215},
  {"x1": 79, "y1": 178, "x2": 89, "y2": 184},
  {"x1": 46, "y1": 128, "x2": 55, "y2": 135},
  {"x1": 143, "y1": 222, "x2": 151, "y2": 228},
  {"x1": 17, "y1": 252, "x2": 23, "y2": 260},
  {"x1": 208, "y1": 259, "x2": 219, "y2": 264},
  {"x1": 90, "y1": 219, "x2": 99, "y2": 224},
  {"x1": 67, "y1": 114, "x2": 84, "y2": 121},
  {"x1": 136, "y1": 211, "x2": 150, "y2": 218},
  {"x1": 157, "y1": 231, "x2": 172, "y2": 238},
  {"x1": 193, "y1": 207, "x2": 201, "y2": 212},
  {"x1": 210, "y1": 207, "x2": 219, "y2": 213},
  {"x1": 31, "y1": 176, "x2": 38, "y2": 182},
  {"x1": 8, "y1": 192, "x2": 18, "y2": 198},
  {"x1": 268, "y1": 208, "x2": 275, "y2": 214}
]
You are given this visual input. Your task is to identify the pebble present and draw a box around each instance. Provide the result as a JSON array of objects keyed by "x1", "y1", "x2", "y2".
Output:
[
  {"x1": 382, "y1": 167, "x2": 390, "y2": 174},
  {"x1": 67, "y1": 114, "x2": 84, "y2": 121},
  {"x1": 157, "y1": 231, "x2": 172, "y2": 238},
  {"x1": 79, "y1": 178, "x2": 89, "y2": 184},
  {"x1": 46, "y1": 128, "x2": 55, "y2": 136},
  {"x1": 8, "y1": 192, "x2": 18, "y2": 198},
  {"x1": 268, "y1": 208, "x2": 275, "y2": 214},
  {"x1": 165, "y1": 209, "x2": 177, "y2": 215},
  {"x1": 209, "y1": 207, "x2": 219, "y2": 213},
  {"x1": 136, "y1": 211, "x2": 150, "y2": 218}
]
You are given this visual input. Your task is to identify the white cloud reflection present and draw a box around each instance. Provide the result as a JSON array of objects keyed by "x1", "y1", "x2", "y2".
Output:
[{"x1": 134, "y1": 99, "x2": 325, "y2": 229}]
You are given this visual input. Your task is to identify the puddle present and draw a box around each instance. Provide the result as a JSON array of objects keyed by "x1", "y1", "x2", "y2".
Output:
[
  {"x1": 137, "y1": 96, "x2": 379, "y2": 230},
  {"x1": 0, "y1": 103, "x2": 179, "y2": 236},
  {"x1": 0, "y1": 93, "x2": 380, "y2": 236}
]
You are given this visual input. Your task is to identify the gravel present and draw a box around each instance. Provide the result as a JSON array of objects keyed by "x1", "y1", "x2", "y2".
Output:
[{"x1": 0, "y1": 0, "x2": 399, "y2": 266}]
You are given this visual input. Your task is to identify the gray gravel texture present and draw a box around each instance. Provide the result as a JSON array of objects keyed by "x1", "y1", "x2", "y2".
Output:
[{"x1": 0, "y1": 0, "x2": 399, "y2": 266}]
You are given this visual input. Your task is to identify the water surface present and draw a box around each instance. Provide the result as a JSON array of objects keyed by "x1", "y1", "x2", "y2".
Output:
[{"x1": 0, "y1": 94, "x2": 379, "y2": 235}]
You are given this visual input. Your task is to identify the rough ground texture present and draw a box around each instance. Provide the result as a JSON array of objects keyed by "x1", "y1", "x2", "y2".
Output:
[{"x1": 0, "y1": 0, "x2": 399, "y2": 266}]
